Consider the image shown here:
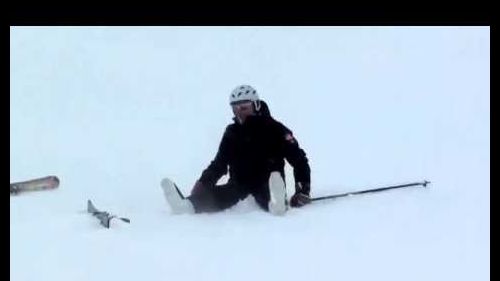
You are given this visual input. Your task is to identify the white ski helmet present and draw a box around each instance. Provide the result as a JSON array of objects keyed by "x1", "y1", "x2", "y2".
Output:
[{"x1": 229, "y1": 85, "x2": 261, "y2": 111}]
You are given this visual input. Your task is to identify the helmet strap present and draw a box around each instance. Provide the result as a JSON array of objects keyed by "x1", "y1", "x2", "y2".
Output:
[{"x1": 253, "y1": 100, "x2": 261, "y2": 111}]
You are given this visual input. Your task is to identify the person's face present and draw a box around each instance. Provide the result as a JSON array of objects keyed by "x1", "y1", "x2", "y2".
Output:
[{"x1": 231, "y1": 100, "x2": 255, "y2": 124}]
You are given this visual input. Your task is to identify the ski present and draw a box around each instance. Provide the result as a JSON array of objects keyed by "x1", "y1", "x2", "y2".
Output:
[
  {"x1": 87, "y1": 200, "x2": 130, "y2": 228},
  {"x1": 10, "y1": 176, "x2": 60, "y2": 195}
]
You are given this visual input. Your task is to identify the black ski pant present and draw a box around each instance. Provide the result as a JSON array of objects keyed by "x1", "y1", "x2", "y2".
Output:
[{"x1": 187, "y1": 182, "x2": 272, "y2": 213}]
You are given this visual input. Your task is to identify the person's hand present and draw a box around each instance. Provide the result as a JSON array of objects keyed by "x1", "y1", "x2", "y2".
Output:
[
  {"x1": 190, "y1": 181, "x2": 206, "y2": 196},
  {"x1": 290, "y1": 182, "x2": 311, "y2": 207},
  {"x1": 290, "y1": 192, "x2": 311, "y2": 207}
]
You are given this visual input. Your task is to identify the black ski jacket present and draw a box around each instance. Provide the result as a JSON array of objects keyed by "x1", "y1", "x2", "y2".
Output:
[{"x1": 198, "y1": 101, "x2": 310, "y2": 190}]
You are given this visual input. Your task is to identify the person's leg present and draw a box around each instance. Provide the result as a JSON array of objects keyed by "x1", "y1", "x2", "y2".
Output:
[
  {"x1": 251, "y1": 183, "x2": 270, "y2": 211},
  {"x1": 188, "y1": 182, "x2": 249, "y2": 213}
]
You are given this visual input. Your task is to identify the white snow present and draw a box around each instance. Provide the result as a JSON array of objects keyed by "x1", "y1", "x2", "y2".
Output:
[{"x1": 10, "y1": 26, "x2": 489, "y2": 281}]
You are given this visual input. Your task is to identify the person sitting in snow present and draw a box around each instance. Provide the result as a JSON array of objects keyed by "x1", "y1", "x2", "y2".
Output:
[{"x1": 162, "y1": 85, "x2": 311, "y2": 215}]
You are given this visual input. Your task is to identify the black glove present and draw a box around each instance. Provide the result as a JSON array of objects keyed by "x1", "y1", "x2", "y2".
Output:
[{"x1": 290, "y1": 182, "x2": 311, "y2": 207}]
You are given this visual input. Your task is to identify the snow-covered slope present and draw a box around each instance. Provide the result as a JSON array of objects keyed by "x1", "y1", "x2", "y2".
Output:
[{"x1": 10, "y1": 27, "x2": 489, "y2": 281}]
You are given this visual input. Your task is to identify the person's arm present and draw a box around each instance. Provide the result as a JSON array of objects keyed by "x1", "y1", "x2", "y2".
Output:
[
  {"x1": 276, "y1": 122, "x2": 312, "y2": 207},
  {"x1": 279, "y1": 125, "x2": 310, "y2": 184},
  {"x1": 198, "y1": 127, "x2": 232, "y2": 187}
]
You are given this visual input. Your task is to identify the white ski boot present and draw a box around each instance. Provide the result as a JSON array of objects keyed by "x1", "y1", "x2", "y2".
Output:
[
  {"x1": 268, "y1": 171, "x2": 287, "y2": 216},
  {"x1": 161, "y1": 178, "x2": 195, "y2": 214}
]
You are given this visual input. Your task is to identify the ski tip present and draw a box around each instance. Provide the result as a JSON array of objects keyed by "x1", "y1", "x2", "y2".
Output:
[
  {"x1": 422, "y1": 180, "x2": 431, "y2": 187},
  {"x1": 50, "y1": 176, "x2": 60, "y2": 185}
]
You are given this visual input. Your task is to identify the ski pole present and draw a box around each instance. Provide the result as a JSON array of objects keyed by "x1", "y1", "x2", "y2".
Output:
[
  {"x1": 109, "y1": 216, "x2": 131, "y2": 224},
  {"x1": 311, "y1": 180, "x2": 430, "y2": 202}
]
